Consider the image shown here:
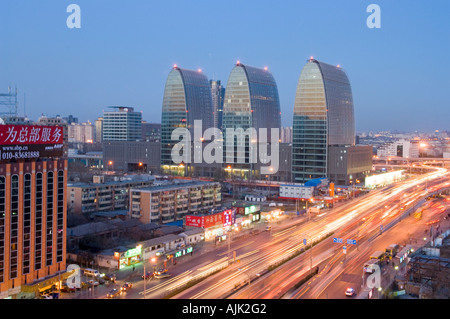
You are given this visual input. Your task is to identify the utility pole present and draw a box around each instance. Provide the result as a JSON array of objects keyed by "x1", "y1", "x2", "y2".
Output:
[{"x1": 143, "y1": 262, "x2": 146, "y2": 299}]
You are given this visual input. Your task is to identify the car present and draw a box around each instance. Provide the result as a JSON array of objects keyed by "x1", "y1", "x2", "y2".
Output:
[
  {"x1": 154, "y1": 272, "x2": 172, "y2": 279},
  {"x1": 88, "y1": 279, "x2": 99, "y2": 286},
  {"x1": 265, "y1": 226, "x2": 272, "y2": 231},
  {"x1": 155, "y1": 268, "x2": 168, "y2": 275},
  {"x1": 103, "y1": 273, "x2": 116, "y2": 282},
  {"x1": 60, "y1": 283, "x2": 76, "y2": 293},
  {"x1": 142, "y1": 271, "x2": 154, "y2": 280},
  {"x1": 106, "y1": 288, "x2": 121, "y2": 299},
  {"x1": 121, "y1": 282, "x2": 133, "y2": 291},
  {"x1": 345, "y1": 287, "x2": 357, "y2": 297}
]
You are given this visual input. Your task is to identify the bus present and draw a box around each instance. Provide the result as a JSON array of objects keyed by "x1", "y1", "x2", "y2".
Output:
[
  {"x1": 369, "y1": 251, "x2": 385, "y2": 261},
  {"x1": 385, "y1": 244, "x2": 400, "y2": 259}
]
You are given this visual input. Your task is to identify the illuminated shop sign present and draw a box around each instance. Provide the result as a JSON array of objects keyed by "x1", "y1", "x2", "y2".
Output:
[
  {"x1": 244, "y1": 205, "x2": 260, "y2": 215},
  {"x1": 175, "y1": 246, "x2": 193, "y2": 258}
]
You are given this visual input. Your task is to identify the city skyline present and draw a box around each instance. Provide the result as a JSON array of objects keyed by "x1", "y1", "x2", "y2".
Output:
[{"x1": 1, "y1": 1, "x2": 450, "y2": 133}]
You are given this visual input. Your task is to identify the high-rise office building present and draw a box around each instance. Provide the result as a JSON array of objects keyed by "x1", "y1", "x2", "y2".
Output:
[
  {"x1": 160, "y1": 65, "x2": 214, "y2": 176},
  {"x1": 222, "y1": 62, "x2": 281, "y2": 179},
  {"x1": 292, "y1": 58, "x2": 356, "y2": 184},
  {"x1": 102, "y1": 107, "x2": 142, "y2": 141},
  {"x1": 0, "y1": 124, "x2": 67, "y2": 299},
  {"x1": 141, "y1": 122, "x2": 161, "y2": 142},
  {"x1": 210, "y1": 80, "x2": 225, "y2": 131}
]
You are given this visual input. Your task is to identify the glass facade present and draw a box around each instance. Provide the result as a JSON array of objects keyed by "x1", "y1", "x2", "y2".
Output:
[
  {"x1": 222, "y1": 63, "x2": 281, "y2": 178},
  {"x1": 292, "y1": 59, "x2": 355, "y2": 183},
  {"x1": 160, "y1": 67, "x2": 214, "y2": 173},
  {"x1": 210, "y1": 80, "x2": 225, "y2": 131},
  {"x1": 103, "y1": 107, "x2": 142, "y2": 141}
]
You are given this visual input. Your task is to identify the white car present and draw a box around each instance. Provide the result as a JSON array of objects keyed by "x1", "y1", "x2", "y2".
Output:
[{"x1": 345, "y1": 287, "x2": 356, "y2": 297}]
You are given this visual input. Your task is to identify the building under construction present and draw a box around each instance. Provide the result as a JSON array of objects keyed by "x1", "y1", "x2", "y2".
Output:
[{"x1": 406, "y1": 230, "x2": 450, "y2": 298}]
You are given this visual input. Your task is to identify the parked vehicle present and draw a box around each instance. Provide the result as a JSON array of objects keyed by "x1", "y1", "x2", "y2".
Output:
[
  {"x1": 142, "y1": 271, "x2": 153, "y2": 280},
  {"x1": 363, "y1": 259, "x2": 380, "y2": 273},
  {"x1": 88, "y1": 279, "x2": 99, "y2": 286},
  {"x1": 60, "y1": 282, "x2": 76, "y2": 293},
  {"x1": 369, "y1": 251, "x2": 385, "y2": 261},
  {"x1": 103, "y1": 273, "x2": 116, "y2": 282},
  {"x1": 385, "y1": 244, "x2": 400, "y2": 259},
  {"x1": 83, "y1": 268, "x2": 100, "y2": 278}
]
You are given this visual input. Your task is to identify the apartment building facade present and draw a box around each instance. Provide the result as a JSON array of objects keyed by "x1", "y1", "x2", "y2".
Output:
[
  {"x1": 68, "y1": 176, "x2": 155, "y2": 215},
  {"x1": 130, "y1": 181, "x2": 222, "y2": 224}
]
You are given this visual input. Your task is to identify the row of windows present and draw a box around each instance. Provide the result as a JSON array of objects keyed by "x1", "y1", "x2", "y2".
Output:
[{"x1": 0, "y1": 170, "x2": 64, "y2": 283}]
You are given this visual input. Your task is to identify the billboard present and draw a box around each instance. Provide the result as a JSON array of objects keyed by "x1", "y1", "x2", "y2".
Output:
[
  {"x1": 0, "y1": 125, "x2": 64, "y2": 162},
  {"x1": 185, "y1": 209, "x2": 236, "y2": 228},
  {"x1": 279, "y1": 185, "x2": 314, "y2": 200}
]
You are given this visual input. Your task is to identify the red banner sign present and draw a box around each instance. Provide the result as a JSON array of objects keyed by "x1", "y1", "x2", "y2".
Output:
[
  {"x1": 0, "y1": 125, "x2": 64, "y2": 145},
  {"x1": 186, "y1": 209, "x2": 236, "y2": 228}
]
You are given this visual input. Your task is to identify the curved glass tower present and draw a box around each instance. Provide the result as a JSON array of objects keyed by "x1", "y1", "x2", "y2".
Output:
[
  {"x1": 292, "y1": 58, "x2": 355, "y2": 183},
  {"x1": 160, "y1": 66, "x2": 214, "y2": 175},
  {"x1": 222, "y1": 62, "x2": 281, "y2": 179}
]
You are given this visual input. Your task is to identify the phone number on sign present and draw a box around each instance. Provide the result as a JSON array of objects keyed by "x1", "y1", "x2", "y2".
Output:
[{"x1": 1, "y1": 150, "x2": 40, "y2": 160}]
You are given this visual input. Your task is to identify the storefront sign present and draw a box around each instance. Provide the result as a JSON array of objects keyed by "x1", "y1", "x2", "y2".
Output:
[
  {"x1": 244, "y1": 205, "x2": 260, "y2": 215},
  {"x1": 124, "y1": 246, "x2": 141, "y2": 258},
  {"x1": 175, "y1": 246, "x2": 193, "y2": 258}
]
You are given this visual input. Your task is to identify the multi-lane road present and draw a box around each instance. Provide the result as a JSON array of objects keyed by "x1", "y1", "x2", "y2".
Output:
[{"x1": 64, "y1": 165, "x2": 449, "y2": 300}]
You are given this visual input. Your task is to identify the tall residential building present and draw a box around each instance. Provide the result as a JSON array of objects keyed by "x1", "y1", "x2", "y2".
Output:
[
  {"x1": 68, "y1": 121, "x2": 95, "y2": 143},
  {"x1": 160, "y1": 66, "x2": 214, "y2": 176},
  {"x1": 222, "y1": 62, "x2": 281, "y2": 179},
  {"x1": 102, "y1": 107, "x2": 142, "y2": 141},
  {"x1": 292, "y1": 58, "x2": 355, "y2": 183},
  {"x1": 94, "y1": 117, "x2": 103, "y2": 143},
  {"x1": 0, "y1": 124, "x2": 67, "y2": 299},
  {"x1": 210, "y1": 80, "x2": 225, "y2": 130}
]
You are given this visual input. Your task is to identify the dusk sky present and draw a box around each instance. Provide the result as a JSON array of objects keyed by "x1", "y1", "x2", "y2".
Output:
[{"x1": 1, "y1": 0, "x2": 449, "y2": 132}]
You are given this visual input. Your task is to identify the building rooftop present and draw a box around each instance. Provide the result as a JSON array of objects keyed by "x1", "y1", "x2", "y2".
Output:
[
  {"x1": 67, "y1": 222, "x2": 118, "y2": 237},
  {"x1": 68, "y1": 175, "x2": 155, "y2": 188},
  {"x1": 132, "y1": 180, "x2": 218, "y2": 192}
]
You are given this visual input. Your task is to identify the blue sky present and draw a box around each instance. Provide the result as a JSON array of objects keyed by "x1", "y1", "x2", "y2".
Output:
[{"x1": 1, "y1": 0, "x2": 449, "y2": 132}]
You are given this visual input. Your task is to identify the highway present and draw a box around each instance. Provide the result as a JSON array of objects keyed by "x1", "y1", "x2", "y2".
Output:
[
  {"x1": 65, "y1": 166, "x2": 448, "y2": 300},
  {"x1": 172, "y1": 167, "x2": 449, "y2": 299}
]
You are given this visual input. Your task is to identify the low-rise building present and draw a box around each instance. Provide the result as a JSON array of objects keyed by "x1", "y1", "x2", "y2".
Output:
[{"x1": 68, "y1": 175, "x2": 155, "y2": 215}]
